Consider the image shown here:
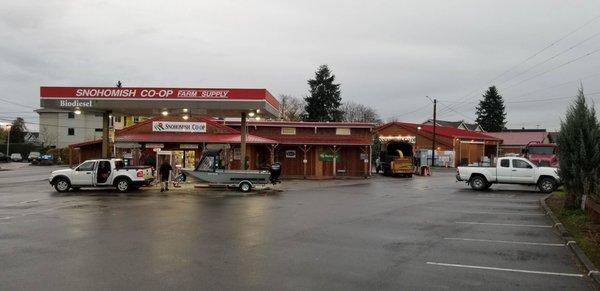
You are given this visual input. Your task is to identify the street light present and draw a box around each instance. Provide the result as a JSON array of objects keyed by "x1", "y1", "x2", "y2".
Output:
[{"x1": 4, "y1": 124, "x2": 12, "y2": 156}]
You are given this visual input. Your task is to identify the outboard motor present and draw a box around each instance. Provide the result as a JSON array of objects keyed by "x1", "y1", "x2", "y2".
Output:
[{"x1": 269, "y1": 162, "x2": 282, "y2": 184}]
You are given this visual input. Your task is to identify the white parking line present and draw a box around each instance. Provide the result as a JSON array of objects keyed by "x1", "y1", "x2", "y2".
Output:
[
  {"x1": 426, "y1": 262, "x2": 584, "y2": 277},
  {"x1": 444, "y1": 237, "x2": 564, "y2": 247},
  {"x1": 455, "y1": 221, "x2": 552, "y2": 228},
  {"x1": 449, "y1": 210, "x2": 545, "y2": 216}
]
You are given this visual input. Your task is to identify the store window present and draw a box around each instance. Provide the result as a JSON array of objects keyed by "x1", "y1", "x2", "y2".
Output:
[
  {"x1": 133, "y1": 116, "x2": 140, "y2": 123},
  {"x1": 67, "y1": 112, "x2": 75, "y2": 119},
  {"x1": 67, "y1": 128, "x2": 75, "y2": 136},
  {"x1": 281, "y1": 127, "x2": 296, "y2": 135},
  {"x1": 335, "y1": 128, "x2": 351, "y2": 135},
  {"x1": 114, "y1": 116, "x2": 122, "y2": 122}
]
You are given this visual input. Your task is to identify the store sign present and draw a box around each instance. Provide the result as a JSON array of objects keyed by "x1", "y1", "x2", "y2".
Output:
[
  {"x1": 146, "y1": 143, "x2": 164, "y2": 148},
  {"x1": 59, "y1": 100, "x2": 94, "y2": 107},
  {"x1": 319, "y1": 151, "x2": 341, "y2": 162},
  {"x1": 285, "y1": 150, "x2": 296, "y2": 158},
  {"x1": 180, "y1": 144, "x2": 199, "y2": 149},
  {"x1": 152, "y1": 122, "x2": 206, "y2": 133},
  {"x1": 379, "y1": 135, "x2": 416, "y2": 143},
  {"x1": 41, "y1": 87, "x2": 241, "y2": 99}
]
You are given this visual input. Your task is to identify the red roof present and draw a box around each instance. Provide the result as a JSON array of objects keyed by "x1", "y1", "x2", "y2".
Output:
[
  {"x1": 376, "y1": 122, "x2": 501, "y2": 141},
  {"x1": 264, "y1": 135, "x2": 371, "y2": 146},
  {"x1": 485, "y1": 131, "x2": 547, "y2": 146},
  {"x1": 225, "y1": 120, "x2": 375, "y2": 129},
  {"x1": 69, "y1": 139, "x2": 102, "y2": 148},
  {"x1": 116, "y1": 133, "x2": 276, "y2": 144}
]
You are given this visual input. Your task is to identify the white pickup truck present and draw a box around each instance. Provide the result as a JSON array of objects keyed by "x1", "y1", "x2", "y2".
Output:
[
  {"x1": 49, "y1": 159, "x2": 154, "y2": 193},
  {"x1": 456, "y1": 157, "x2": 560, "y2": 193}
]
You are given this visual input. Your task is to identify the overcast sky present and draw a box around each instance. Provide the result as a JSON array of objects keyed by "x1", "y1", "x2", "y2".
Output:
[{"x1": 2, "y1": 0, "x2": 600, "y2": 131}]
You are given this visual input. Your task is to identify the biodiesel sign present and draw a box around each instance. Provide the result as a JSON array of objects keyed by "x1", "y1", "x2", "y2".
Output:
[
  {"x1": 152, "y1": 121, "x2": 206, "y2": 133},
  {"x1": 319, "y1": 151, "x2": 341, "y2": 162}
]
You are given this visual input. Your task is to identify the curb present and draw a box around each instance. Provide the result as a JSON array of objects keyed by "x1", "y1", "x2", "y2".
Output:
[{"x1": 540, "y1": 193, "x2": 600, "y2": 287}]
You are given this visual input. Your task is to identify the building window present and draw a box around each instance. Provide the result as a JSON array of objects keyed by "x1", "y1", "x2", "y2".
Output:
[
  {"x1": 336, "y1": 128, "x2": 351, "y2": 135},
  {"x1": 67, "y1": 128, "x2": 75, "y2": 136},
  {"x1": 133, "y1": 116, "x2": 140, "y2": 123},
  {"x1": 95, "y1": 128, "x2": 103, "y2": 132},
  {"x1": 281, "y1": 127, "x2": 296, "y2": 135},
  {"x1": 67, "y1": 112, "x2": 75, "y2": 119},
  {"x1": 114, "y1": 116, "x2": 122, "y2": 122}
]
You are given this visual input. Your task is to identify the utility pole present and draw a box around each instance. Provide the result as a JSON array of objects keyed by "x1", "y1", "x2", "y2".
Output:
[{"x1": 431, "y1": 98, "x2": 437, "y2": 167}]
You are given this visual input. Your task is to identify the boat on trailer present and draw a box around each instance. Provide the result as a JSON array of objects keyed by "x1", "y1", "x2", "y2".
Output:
[{"x1": 182, "y1": 149, "x2": 281, "y2": 192}]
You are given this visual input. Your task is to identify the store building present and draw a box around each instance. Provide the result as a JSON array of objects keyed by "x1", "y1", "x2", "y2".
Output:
[
  {"x1": 69, "y1": 117, "x2": 375, "y2": 179},
  {"x1": 375, "y1": 122, "x2": 501, "y2": 167}
]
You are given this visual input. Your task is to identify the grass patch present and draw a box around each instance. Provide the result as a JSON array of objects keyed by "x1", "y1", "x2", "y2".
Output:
[{"x1": 547, "y1": 191, "x2": 600, "y2": 267}]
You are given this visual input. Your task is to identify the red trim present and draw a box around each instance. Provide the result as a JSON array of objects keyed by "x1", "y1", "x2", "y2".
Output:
[
  {"x1": 40, "y1": 86, "x2": 280, "y2": 110},
  {"x1": 116, "y1": 116, "x2": 239, "y2": 135},
  {"x1": 225, "y1": 120, "x2": 375, "y2": 128},
  {"x1": 117, "y1": 133, "x2": 277, "y2": 144},
  {"x1": 376, "y1": 122, "x2": 500, "y2": 141}
]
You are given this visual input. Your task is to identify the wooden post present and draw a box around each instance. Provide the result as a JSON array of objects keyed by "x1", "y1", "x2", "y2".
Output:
[
  {"x1": 240, "y1": 112, "x2": 247, "y2": 170},
  {"x1": 330, "y1": 145, "x2": 340, "y2": 178},
  {"x1": 101, "y1": 111, "x2": 110, "y2": 158},
  {"x1": 299, "y1": 145, "x2": 311, "y2": 179},
  {"x1": 268, "y1": 144, "x2": 278, "y2": 164},
  {"x1": 361, "y1": 146, "x2": 369, "y2": 178}
]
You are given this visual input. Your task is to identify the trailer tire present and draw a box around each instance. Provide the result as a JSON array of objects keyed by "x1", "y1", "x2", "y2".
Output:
[
  {"x1": 239, "y1": 181, "x2": 252, "y2": 193},
  {"x1": 470, "y1": 175, "x2": 488, "y2": 191}
]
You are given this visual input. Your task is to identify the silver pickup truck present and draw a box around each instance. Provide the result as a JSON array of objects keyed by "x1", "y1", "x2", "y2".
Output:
[
  {"x1": 456, "y1": 157, "x2": 560, "y2": 193},
  {"x1": 49, "y1": 159, "x2": 154, "y2": 193}
]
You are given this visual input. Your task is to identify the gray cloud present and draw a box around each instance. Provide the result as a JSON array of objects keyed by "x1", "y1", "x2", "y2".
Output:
[{"x1": 1, "y1": 0, "x2": 599, "y2": 131}]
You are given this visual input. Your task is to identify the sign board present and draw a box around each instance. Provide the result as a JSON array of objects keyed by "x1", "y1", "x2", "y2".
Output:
[
  {"x1": 285, "y1": 150, "x2": 297, "y2": 158},
  {"x1": 180, "y1": 144, "x2": 199, "y2": 149},
  {"x1": 319, "y1": 151, "x2": 341, "y2": 162},
  {"x1": 152, "y1": 121, "x2": 206, "y2": 133},
  {"x1": 379, "y1": 135, "x2": 416, "y2": 143},
  {"x1": 233, "y1": 148, "x2": 241, "y2": 160},
  {"x1": 146, "y1": 143, "x2": 164, "y2": 148}
]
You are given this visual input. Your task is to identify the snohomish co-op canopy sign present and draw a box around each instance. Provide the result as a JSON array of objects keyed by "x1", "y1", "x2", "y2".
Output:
[{"x1": 39, "y1": 86, "x2": 281, "y2": 118}]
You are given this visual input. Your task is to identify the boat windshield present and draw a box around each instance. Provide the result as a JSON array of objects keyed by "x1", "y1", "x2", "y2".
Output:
[{"x1": 198, "y1": 156, "x2": 215, "y2": 171}]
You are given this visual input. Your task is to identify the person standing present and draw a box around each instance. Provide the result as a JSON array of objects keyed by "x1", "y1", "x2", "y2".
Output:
[{"x1": 159, "y1": 160, "x2": 173, "y2": 192}]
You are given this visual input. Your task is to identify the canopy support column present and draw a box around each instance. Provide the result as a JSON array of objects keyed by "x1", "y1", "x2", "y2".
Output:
[
  {"x1": 299, "y1": 145, "x2": 312, "y2": 179},
  {"x1": 102, "y1": 111, "x2": 110, "y2": 158},
  {"x1": 240, "y1": 112, "x2": 247, "y2": 170}
]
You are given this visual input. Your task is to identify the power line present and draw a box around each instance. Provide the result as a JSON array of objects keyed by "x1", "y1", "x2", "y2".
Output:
[
  {"x1": 503, "y1": 47, "x2": 600, "y2": 90},
  {"x1": 496, "y1": 31, "x2": 600, "y2": 87},
  {"x1": 440, "y1": 14, "x2": 600, "y2": 114},
  {"x1": 385, "y1": 103, "x2": 431, "y2": 120}
]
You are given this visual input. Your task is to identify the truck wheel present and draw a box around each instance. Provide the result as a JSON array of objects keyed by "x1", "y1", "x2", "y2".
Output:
[
  {"x1": 54, "y1": 178, "x2": 71, "y2": 193},
  {"x1": 538, "y1": 177, "x2": 557, "y2": 193},
  {"x1": 116, "y1": 178, "x2": 131, "y2": 193},
  {"x1": 470, "y1": 176, "x2": 488, "y2": 191},
  {"x1": 239, "y1": 182, "x2": 252, "y2": 193}
]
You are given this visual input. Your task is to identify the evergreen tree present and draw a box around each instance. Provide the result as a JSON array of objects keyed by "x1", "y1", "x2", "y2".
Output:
[
  {"x1": 303, "y1": 65, "x2": 343, "y2": 121},
  {"x1": 557, "y1": 88, "x2": 600, "y2": 209},
  {"x1": 475, "y1": 86, "x2": 506, "y2": 131},
  {"x1": 9, "y1": 117, "x2": 27, "y2": 143}
]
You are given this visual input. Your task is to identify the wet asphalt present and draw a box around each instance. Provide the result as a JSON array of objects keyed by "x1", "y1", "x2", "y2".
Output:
[{"x1": 0, "y1": 166, "x2": 594, "y2": 290}]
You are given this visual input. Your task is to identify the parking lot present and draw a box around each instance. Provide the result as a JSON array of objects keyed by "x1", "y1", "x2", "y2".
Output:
[{"x1": 0, "y1": 166, "x2": 594, "y2": 290}]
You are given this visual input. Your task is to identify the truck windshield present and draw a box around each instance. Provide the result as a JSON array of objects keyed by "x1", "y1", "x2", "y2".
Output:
[
  {"x1": 198, "y1": 156, "x2": 215, "y2": 171},
  {"x1": 528, "y1": 146, "x2": 555, "y2": 154}
]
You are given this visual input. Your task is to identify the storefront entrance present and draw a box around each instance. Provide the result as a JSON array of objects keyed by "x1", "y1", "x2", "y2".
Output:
[{"x1": 173, "y1": 150, "x2": 196, "y2": 169}]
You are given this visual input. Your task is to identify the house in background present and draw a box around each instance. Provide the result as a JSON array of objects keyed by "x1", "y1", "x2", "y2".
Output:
[
  {"x1": 486, "y1": 129, "x2": 549, "y2": 155},
  {"x1": 422, "y1": 119, "x2": 484, "y2": 132}
]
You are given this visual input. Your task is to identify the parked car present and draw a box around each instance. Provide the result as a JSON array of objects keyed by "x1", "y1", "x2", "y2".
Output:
[
  {"x1": 10, "y1": 153, "x2": 23, "y2": 162},
  {"x1": 27, "y1": 151, "x2": 41, "y2": 163},
  {"x1": 0, "y1": 152, "x2": 10, "y2": 162},
  {"x1": 524, "y1": 142, "x2": 558, "y2": 167},
  {"x1": 39, "y1": 154, "x2": 55, "y2": 165},
  {"x1": 49, "y1": 159, "x2": 154, "y2": 193},
  {"x1": 456, "y1": 156, "x2": 560, "y2": 193}
]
